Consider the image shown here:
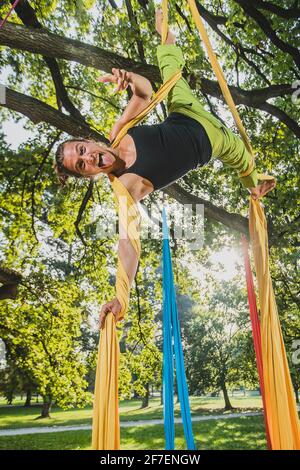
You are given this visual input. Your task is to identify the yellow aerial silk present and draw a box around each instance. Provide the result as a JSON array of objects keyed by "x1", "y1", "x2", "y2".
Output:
[{"x1": 186, "y1": 0, "x2": 300, "y2": 450}]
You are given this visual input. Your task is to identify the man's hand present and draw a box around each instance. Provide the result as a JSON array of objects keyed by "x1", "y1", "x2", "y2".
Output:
[
  {"x1": 99, "y1": 298, "x2": 122, "y2": 330},
  {"x1": 249, "y1": 179, "x2": 276, "y2": 200},
  {"x1": 98, "y1": 68, "x2": 132, "y2": 93},
  {"x1": 98, "y1": 68, "x2": 152, "y2": 100}
]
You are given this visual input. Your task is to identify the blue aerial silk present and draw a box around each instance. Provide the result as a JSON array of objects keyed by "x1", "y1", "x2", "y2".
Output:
[{"x1": 162, "y1": 207, "x2": 196, "y2": 450}]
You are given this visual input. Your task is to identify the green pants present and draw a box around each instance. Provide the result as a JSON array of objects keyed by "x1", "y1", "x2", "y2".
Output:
[{"x1": 156, "y1": 44, "x2": 258, "y2": 188}]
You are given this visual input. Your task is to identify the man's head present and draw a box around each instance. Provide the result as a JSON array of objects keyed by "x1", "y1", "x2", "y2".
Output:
[{"x1": 54, "y1": 138, "x2": 119, "y2": 186}]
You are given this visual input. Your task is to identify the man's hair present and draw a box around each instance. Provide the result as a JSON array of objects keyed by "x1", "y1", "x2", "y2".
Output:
[{"x1": 54, "y1": 138, "x2": 91, "y2": 187}]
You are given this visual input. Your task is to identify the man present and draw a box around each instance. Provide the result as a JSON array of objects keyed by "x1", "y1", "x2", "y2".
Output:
[{"x1": 54, "y1": 9, "x2": 275, "y2": 327}]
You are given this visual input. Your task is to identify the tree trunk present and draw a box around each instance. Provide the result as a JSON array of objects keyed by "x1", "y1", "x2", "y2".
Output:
[
  {"x1": 141, "y1": 383, "x2": 149, "y2": 409},
  {"x1": 37, "y1": 399, "x2": 52, "y2": 418},
  {"x1": 221, "y1": 382, "x2": 233, "y2": 411},
  {"x1": 24, "y1": 389, "x2": 32, "y2": 407},
  {"x1": 0, "y1": 283, "x2": 19, "y2": 300}
]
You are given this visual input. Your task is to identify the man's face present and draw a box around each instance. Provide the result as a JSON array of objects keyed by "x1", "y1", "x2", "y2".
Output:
[{"x1": 62, "y1": 140, "x2": 117, "y2": 177}]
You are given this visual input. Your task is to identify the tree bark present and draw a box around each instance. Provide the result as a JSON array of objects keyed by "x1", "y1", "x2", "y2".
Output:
[
  {"x1": 0, "y1": 266, "x2": 22, "y2": 284},
  {"x1": 0, "y1": 283, "x2": 18, "y2": 300},
  {"x1": 11, "y1": 0, "x2": 87, "y2": 122},
  {"x1": 38, "y1": 399, "x2": 52, "y2": 418},
  {"x1": 251, "y1": 0, "x2": 300, "y2": 19},
  {"x1": 141, "y1": 383, "x2": 150, "y2": 408},
  {"x1": 0, "y1": 22, "x2": 158, "y2": 79},
  {"x1": 221, "y1": 382, "x2": 233, "y2": 410},
  {"x1": 41, "y1": 402, "x2": 51, "y2": 418},
  {"x1": 0, "y1": 266, "x2": 22, "y2": 300},
  {"x1": 24, "y1": 388, "x2": 32, "y2": 407}
]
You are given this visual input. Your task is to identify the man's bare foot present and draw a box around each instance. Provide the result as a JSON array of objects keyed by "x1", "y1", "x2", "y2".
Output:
[
  {"x1": 155, "y1": 9, "x2": 176, "y2": 44},
  {"x1": 249, "y1": 179, "x2": 276, "y2": 200}
]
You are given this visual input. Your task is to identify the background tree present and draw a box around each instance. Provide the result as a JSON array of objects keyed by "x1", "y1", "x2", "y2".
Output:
[
  {"x1": 0, "y1": 358, "x2": 37, "y2": 406},
  {"x1": 0, "y1": 272, "x2": 91, "y2": 418},
  {"x1": 185, "y1": 278, "x2": 258, "y2": 410}
]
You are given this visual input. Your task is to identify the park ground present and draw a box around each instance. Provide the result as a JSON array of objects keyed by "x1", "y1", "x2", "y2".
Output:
[{"x1": 0, "y1": 394, "x2": 270, "y2": 450}]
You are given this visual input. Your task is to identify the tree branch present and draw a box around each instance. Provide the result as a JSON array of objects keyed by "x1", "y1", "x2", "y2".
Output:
[
  {"x1": 194, "y1": 0, "x2": 272, "y2": 85},
  {"x1": 199, "y1": 79, "x2": 300, "y2": 138},
  {"x1": 124, "y1": 0, "x2": 146, "y2": 62},
  {"x1": 107, "y1": 0, "x2": 118, "y2": 9},
  {"x1": 0, "y1": 266, "x2": 22, "y2": 300},
  {"x1": 259, "y1": 102, "x2": 300, "y2": 138},
  {"x1": 0, "y1": 266, "x2": 22, "y2": 284},
  {"x1": 164, "y1": 183, "x2": 249, "y2": 234},
  {"x1": 234, "y1": 0, "x2": 300, "y2": 69},
  {"x1": 2, "y1": 86, "x2": 106, "y2": 141},
  {"x1": 1, "y1": 22, "x2": 298, "y2": 137},
  {"x1": 30, "y1": 135, "x2": 61, "y2": 243},
  {"x1": 251, "y1": 0, "x2": 300, "y2": 19},
  {"x1": 12, "y1": 0, "x2": 87, "y2": 121},
  {"x1": 0, "y1": 22, "x2": 159, "y2": 79},
  {"x1": 74, "y1": 180, "x2": 94, "y2": 246},
  {"x1": 65, "y1": 85, "x2": 121, "y2": 111}
]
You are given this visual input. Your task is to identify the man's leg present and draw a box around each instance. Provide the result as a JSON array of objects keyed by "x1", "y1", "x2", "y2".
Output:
[{"x1": 215, "y1": 125, "x2": 275, "y2": 197}]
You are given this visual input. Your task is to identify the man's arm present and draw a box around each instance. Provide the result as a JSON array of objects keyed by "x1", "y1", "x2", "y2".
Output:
[
  {"x1": 99, "y1": 235, "x2": 140, "y2": 329},
  {"x1": 99, "y1": 69, "x2": 153, "y2": 141},
  {"x1": 99, "y1": 175, "x2": 147, "y2": 329}
]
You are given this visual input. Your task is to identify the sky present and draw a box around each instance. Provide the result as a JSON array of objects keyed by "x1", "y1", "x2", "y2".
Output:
[
  {"x1": 0, "y1": 65, "x2": 32, "y2": 149},
  {"x1": 186, "y1": 246, "x2": 243, "y2": 283}
]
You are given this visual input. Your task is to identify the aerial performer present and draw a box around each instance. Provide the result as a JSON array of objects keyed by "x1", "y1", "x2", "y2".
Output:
[{"x1": 54, "y1": 9, "x2": 275, "y2": 328}]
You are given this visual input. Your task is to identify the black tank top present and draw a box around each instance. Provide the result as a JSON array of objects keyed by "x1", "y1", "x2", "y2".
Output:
[{"x1": 119, "y1": 112, "x2": 212, "y2": 190}]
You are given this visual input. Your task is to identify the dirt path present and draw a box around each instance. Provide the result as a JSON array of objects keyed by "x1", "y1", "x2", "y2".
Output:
[{"x1": 0, "y1": 411, "x2": 262, "y2": 436}]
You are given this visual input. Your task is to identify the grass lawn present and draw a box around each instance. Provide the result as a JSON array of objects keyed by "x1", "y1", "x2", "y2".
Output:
[
  {"x1": 0, "y1": 415, "x2": 267, "y2": 450},
  {"x1": 0, "y1": 395, "x2": 263, "y2": 430}
]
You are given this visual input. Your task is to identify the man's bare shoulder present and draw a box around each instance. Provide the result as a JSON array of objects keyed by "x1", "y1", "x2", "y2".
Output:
[{"x1": 118, "y1": 173, "x2": 154, "y2": 202}]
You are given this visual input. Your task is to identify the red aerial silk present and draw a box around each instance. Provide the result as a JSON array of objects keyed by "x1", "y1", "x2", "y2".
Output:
[
  {"x1": 0, "y1": 0, "x2": 21, "y2": 30},
  {"x1": 242, "y1": 234, "x2": 272, "y2": 450}
]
